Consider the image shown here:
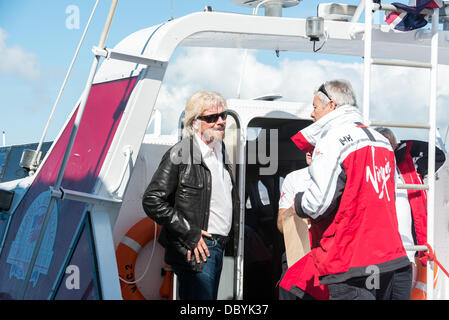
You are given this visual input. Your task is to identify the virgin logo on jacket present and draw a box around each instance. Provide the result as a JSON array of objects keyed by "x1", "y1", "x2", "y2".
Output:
[{"x1": 366, "y1": 146, "x2": 392, "y2": 201}]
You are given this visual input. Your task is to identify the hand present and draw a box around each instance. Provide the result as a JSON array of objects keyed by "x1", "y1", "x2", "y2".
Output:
[{"x1": 187, "y1": 230, "x2": 212, "y2": 263}]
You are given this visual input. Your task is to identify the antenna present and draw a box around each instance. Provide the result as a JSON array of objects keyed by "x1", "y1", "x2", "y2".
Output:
[
  {"x1": 230, "y1": 0, "x2": 301, "y2": 17},
  {"x1": 235, "y1": 0, "x2": 301, "y2": 98}
]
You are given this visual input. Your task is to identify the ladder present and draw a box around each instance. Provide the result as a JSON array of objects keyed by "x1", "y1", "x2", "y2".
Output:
[{"x1": 361, "y1": 0, "x2": 440, "y2": 300}]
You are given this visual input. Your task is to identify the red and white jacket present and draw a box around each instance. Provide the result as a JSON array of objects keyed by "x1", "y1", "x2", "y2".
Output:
[{"x1": 291, "y1": 105, "x2": 409, "y2": 285}]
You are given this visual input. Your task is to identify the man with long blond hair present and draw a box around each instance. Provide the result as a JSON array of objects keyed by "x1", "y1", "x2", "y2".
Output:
[{"x1": 142, "y1": 90, "x2": 239, "y2": 300}]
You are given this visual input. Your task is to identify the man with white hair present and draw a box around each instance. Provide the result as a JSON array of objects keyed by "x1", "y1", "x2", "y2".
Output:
[
  {"x1": 142, "y1": 90, "x2": 239, "y2": 300},
  {"x1": 288, "y1": 79, "x2": 410, "y2": 300}
]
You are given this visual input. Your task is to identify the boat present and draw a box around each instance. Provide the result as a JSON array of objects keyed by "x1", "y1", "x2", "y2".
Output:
[{"x1": 0, "y1": 0, "x2": 448, "y2": 300}]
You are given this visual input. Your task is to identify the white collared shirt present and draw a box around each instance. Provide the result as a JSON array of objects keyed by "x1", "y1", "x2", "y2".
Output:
[
  {"x1": 278, "y1": 168, "x2": 311, "y2": 209},
  {"x1": 194, "y1": 134, "x2": 233, "y2": 236}
]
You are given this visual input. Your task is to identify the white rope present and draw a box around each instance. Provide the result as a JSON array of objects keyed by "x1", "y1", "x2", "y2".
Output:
[
  {"x1": 119, "y1": 154, "x2": 157, "y2": 285},
  {"x1": 253, "y1": 0, "x2": 272, "y2": 15},
  {"x1": 119, "y1": 220, "x2": 158, "y2": 285},
  {"x1": 30, "y1": 0, "x2": 100, "y2": 173}
]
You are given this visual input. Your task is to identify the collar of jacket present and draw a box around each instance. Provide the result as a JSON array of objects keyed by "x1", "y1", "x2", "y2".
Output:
[{"x1": 290, "y1": 105, "x2": 363, "y2": 153}]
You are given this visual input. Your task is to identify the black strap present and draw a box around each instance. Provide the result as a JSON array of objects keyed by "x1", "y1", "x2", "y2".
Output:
[{"x1": 355, "y1": 122, "x2": 376, "y2": 142}]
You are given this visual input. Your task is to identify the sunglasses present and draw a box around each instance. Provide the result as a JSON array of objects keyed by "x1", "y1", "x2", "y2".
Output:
[
  {"x1": 196, "y1": 111, "x2": 228, "y2": 123},
  {"x1": 318, "y1": 84, "x2": 332, "y2": 101}
]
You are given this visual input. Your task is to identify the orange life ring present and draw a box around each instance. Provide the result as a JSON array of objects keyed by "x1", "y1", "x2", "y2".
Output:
[
  {"x1": 159, "y1": 264, "x2": 174, "y2": 300},
  {"x1": 116, "y1": 217, "x2": 162, "y2": 300},
  {"x1": 410, "y1": 257, "x2": 439, "y2": 300}
]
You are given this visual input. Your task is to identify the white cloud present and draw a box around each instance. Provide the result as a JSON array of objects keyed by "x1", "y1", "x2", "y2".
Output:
[
  {"x1": 0, "y1": 28, "x2": 41, "y2": 82},
  {"x1": 154, "y1": 47, "x2": 449, "y2": 143}
]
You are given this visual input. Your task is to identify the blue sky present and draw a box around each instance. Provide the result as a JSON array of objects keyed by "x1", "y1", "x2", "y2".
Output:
[{"x1": 1, "y1": 0, "x2": 448, "y2": 147}]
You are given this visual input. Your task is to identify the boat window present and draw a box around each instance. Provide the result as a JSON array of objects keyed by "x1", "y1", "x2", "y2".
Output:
[
  {"x1": 258, "y1": 181, "x2": 270, "y2": 205},
  {"x1": 279, "y1": 176, "x2": 284, "y2": 192},
  {"x1": 247, "y1": 127, "x2": 261, "y2": 141},
  {"x1": 0, "y1": 148, "x2": 10, "y2": 182}
]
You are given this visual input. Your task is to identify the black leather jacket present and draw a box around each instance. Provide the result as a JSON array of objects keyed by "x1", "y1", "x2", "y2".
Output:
[{"x1": 142, "y1": 136, "x2": 240, "y2": 272}]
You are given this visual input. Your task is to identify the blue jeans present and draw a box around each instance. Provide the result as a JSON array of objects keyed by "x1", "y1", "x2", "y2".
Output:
[
  {"x1": 391, "y1": 264, "x2": 412, "y2": 300},
  {"x1": 174, "y1": 237, "x2": 224, "y2": 300}
]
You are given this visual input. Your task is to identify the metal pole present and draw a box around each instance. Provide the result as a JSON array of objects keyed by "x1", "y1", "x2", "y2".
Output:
[
  {"x1": 363, "y1": 0, "x2": 373, "y2": 125},
  {"x1": 30, "y1": 0, "x2": 100, "y2": 175},
  {"x1": 427, "y1": 7, "x2": 439, "y2": 301},
  {"x1": 235, "y1": 129, "x2": 246, "y2": 300},
  {"x1": 351, "y1": 0, "x2": 365, "y2": 23},
  {"x1": 19, "y1": 0, "x2": 119, "y2": 299}
]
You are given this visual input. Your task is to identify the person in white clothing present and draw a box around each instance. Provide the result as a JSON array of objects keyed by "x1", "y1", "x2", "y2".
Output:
[
  {"x1": 277, "y1": 152, "x2": 312, "y2": 300},
  {"x1": 277, "y1": 153, "x2": 312, "y2": 232}
]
